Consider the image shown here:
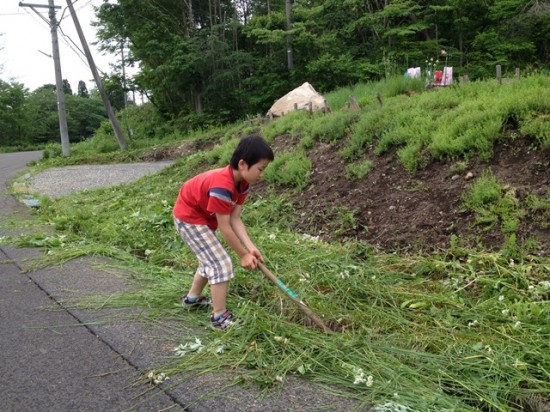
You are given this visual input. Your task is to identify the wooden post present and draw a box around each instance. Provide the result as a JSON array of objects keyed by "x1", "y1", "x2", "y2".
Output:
[
  {"x1": 294, "y1": 103, "x2": 298, "y2": 111},
  {"x1": 349, "y1": 95, "x2": 360, "y2": 110},
  {"x1": 376, "y1": 91, "x2": 383, "y2": 106},
  {"x1": 308, "y1": 101, "x2": 313, "y2": 115},
  {"x1": 496, "y1": 65, "x2": 502, "y2": 85},
  {"x1": 323, "y1": 99, "x2": 330, "y2": 114}
]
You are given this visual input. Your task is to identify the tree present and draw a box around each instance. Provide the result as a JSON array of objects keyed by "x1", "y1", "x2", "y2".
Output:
[
  {"x1": 77, "y1": 80, "x2": 89, "y2": 98},
  {"x1": 0, "y1": 80, "x2": 28, "y2": 147},
  {"x1": 65, "y1": 94, "x2": 108, "y2": 140},
  {"x1": 62, "y1": 79, "x2": 73, "y2": 95}
]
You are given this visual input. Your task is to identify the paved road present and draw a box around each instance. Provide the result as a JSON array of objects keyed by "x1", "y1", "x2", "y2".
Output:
[{"x1": 0, "y1": 151, "x2": 180, "y2": 412}]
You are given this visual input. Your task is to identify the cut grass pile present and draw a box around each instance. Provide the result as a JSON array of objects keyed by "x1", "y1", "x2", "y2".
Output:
[{"x1": 7, "y1": 159, "x2": 548, "y2": 412}]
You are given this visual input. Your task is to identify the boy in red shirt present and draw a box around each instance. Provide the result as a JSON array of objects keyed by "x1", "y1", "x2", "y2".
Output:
[{"x1": 173, "y1": 134, "x2": 274, "y2": 331}]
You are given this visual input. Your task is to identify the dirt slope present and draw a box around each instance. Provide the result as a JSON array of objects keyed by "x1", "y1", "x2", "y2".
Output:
[{"x1": 271, "y1": 134, "x2": 550, "y2": 254}]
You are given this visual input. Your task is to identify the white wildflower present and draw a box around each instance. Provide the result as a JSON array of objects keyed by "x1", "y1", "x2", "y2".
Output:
[
  {"x1": 353, "y1": 369, "x2": 367, "y2": 385},
  {"x1": 513, "y1": 321, "x2": 521, "y2": 329},
  {"x1": 274, "y1": 336, "x2": 289, "y2": 344},
  {"x1": 131, "y1": 211, "x2": 140, "y2": 217},
  {"x1": 509, "y1": 259, "x2": 515, "y2": 266},
  {"x1": 502, "y1": 309, "x2": 509, "y2": 316},
  {"x1": 275, "y1": 375, "x2": 284, "y2": 383},
  {"x1": 216, "y1": 345, "x2": 225, "y2": 354},
  {"x1": 468, "y1": 320, "x2": 479, "y2": 328},
  {"x1": 147, "y1": 371, "x2": 169, "y2": 385},
  {"x1": 161, "y1": 200, "x2": 169, "y2": 207},
  {"x1": 498, "y1": 295, "x2": 504, "y2": 301},
  {"x1": 539, "y1": 280, "x2": 550, "y2": 288},
  {"x1": 340, "y1": 270, "x2": 350, "y2": 279},
  {"x1": 366, "y1": 375, "x2": 374, "y2": 387},
  {"x1": 294, "y1": 240, "x2": 300, "y2": 245},
  {"x1": 268, "y1": 233, "x2": 276, "y2": 240},
  {"x1": 173, "y1": 337, "x2": 204, "y2": 356},
  {"x1": 528, "y1": 285, "x2": 535, "y2": 290},
  {"x1": 144, "y1": 249, "x2": 152, "y2": 256},
  {"x1": 301, "y1": 233, "x2": 320, "y2": 242}
]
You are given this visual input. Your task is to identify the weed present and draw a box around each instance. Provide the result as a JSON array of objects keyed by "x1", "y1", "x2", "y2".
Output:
[
  {"x1": 310, "y1": 110, "x2": 361, "y2": 144},
  {"x1": 263, "y1": 151, "x2": 311, "y2": 189},
  {"x1": 345, "y1": 159, "x2": 374, "y2": 181},
  {"x1": 461, "y1": 171, "x2": 526, "y2": 238}
]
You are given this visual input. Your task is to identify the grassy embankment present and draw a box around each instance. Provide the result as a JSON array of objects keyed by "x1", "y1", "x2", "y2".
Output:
[{"x1": 5, "y1": 75, "x2": 550, "y2": 411}]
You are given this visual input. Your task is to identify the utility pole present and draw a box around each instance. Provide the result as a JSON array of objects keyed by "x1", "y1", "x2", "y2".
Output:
[
  {"x1": 65, "y1": 0, "x2": 128, "y2": 150},
  {"x1": 20, "y1": 1, "x2": 71, "y2": 157}
]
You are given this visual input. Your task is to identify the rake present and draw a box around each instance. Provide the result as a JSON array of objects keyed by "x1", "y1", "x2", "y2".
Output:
[{"x1": 258, "y1": 263, "x2": 333, "y2": 333}]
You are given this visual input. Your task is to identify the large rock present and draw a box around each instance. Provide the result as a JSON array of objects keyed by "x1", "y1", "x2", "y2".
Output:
[{"x1": 267, "y1": 82, "x2": 328, "y2": 117}]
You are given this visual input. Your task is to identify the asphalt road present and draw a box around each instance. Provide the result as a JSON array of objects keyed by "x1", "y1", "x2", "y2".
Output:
[{"x1": 0, "y1": 151, "x2": 181, "y2": 412}]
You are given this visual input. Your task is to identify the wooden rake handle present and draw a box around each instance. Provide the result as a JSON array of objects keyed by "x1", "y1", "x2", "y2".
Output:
[{"x1": 258, "y1": 263, "x2": 332, "y2": 334}]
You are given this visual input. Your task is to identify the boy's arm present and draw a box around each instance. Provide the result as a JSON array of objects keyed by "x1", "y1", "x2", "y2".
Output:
[
  {"x1": 230, "y1": 206, "x2": 264, "y2": 263},
  {"x1": 216, "y1": 212, "x2": 258, "y2": 269}
]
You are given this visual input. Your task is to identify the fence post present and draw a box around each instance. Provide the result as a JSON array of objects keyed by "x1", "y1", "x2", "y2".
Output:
[
  {"x1": 376, "y1": 91, "x2": 383, "y2": 106},
  {"x1": 496, "y1": 65, "x2": 502, "y2": 85}
]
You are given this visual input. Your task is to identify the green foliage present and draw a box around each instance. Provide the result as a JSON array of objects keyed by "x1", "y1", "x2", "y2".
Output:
[
  {"x1": 310, "y1": 110, "x2": 360, "y2": 143},
  {"x1": 526, "y1": 190, "x2": 550, "y2": 229},
  {"x1": 520, "y1": 115, "x2": 550, "y2": 149},
  {"x1": 461, "y1": 171, "x2": 525, "y2": 235},
  {"x1": 263, "y1": 151, "x2": 311, "y2": 189},
  {"x1": 262, "y1": 110, "x2": 311, "y2": 142},
  {"x1": 203, "y1": 138, "x2": 239, "y2": 166},
  {"x1": 345, "y1": 159, "x2": 374, "y2": 181},
  {"x1": 0, "y1": 80, "x2": 28, "y2": 147}
]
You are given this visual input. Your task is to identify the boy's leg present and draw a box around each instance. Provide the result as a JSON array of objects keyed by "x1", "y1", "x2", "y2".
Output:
[
  {"x1": 210, "y1": 281, "x2": 229, "y2": 316},
  {"x1": 188, "y1": 271, "x2": 209, "y2": 297}
]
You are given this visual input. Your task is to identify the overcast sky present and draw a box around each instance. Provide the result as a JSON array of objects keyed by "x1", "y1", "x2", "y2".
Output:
[{"x1": 0, "y1": 0, "x2": 126, "y2": 92}]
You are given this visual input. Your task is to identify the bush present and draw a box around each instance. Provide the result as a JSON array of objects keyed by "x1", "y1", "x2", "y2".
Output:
[
  {"x1": 263, "y1": 151, "x2": 311, "y2": 189},
  {"x1": 345, "y1": 159, "x2": 374, "y2": 180}
]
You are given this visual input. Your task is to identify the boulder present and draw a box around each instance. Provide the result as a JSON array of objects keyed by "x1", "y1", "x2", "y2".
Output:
[{"x1": 267, "y1": 82, "x2": 328, "y2": 117}]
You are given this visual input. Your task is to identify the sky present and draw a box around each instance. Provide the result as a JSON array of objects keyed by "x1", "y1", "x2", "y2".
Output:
[{"x1": 0, "y1": 0, "x2": 127, "y2": 92}]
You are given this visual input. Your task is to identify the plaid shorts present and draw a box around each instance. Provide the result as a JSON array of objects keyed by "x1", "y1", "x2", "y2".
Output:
[{"x1": 173, "y1": 217, "x2": 234, "y2": 285}]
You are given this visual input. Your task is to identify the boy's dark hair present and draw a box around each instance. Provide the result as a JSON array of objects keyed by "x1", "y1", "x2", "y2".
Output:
[{"x1": 230, "y1": 134, "x2": 274, "y2": 169}]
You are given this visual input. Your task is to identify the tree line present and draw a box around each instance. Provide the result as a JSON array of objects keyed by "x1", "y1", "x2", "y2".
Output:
[
  {"x1": 95, "y1": 0, "x2": 550, "y2": 125},
  {"x1": 0, "y1": 77, "x2": 129, "y2": 150}
]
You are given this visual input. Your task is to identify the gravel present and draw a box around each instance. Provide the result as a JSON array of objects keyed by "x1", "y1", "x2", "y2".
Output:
[{"x1": 28, "y1": 161, "x2": 174, "y2": 198}]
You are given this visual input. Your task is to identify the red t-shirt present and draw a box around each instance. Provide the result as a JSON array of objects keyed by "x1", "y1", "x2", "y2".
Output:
[{"x1": 173, "y1": 165, "x2": 249, "y2": 230}]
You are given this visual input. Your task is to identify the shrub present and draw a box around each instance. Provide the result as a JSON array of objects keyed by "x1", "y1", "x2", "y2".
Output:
[
  {"x1": 310, "y1": 110, "x2": 361, "y2": 144},
  {"x1": 345, "y1": 159, "x2": 374, "y2": 180},
  {"x1": 520, "y1": 115, "x2": 550, "y2": 149},
  {"x1": 263, "y1": 151, "x2": 311, "y2": 189}
]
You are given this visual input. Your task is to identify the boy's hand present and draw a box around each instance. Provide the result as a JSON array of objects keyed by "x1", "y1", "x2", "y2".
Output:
[
  {"x1": 248, "y1": 247, "x2": 264, "y2": 264},
  {"x1": 241, "y1": 253, "x2": 258, "y2": 270}
]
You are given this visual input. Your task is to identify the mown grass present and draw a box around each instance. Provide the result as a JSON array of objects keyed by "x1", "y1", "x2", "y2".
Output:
[{"x1": 8, "y1": 74, "x2": 550, "y2": 411}]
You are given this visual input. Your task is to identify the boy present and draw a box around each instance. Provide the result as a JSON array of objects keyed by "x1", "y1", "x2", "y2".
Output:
[{"x1": 173, "y1": 134, "x2": 274, "y2": 331}]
